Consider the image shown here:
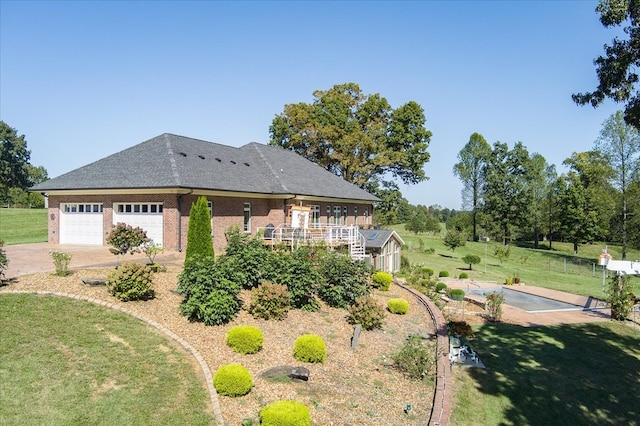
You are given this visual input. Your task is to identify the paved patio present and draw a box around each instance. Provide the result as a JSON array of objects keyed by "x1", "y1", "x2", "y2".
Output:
[{"x1": 2, "y1": 243, "x2": 186, "y2": 280}]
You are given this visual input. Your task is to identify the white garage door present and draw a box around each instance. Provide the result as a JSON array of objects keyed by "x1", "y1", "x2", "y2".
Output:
[
  {"x1": 60, "y1": 203, "x2": 104, "y2": 245},
  {"x1": 113, "y1": 203, "x2": 164, "y2": 246}
]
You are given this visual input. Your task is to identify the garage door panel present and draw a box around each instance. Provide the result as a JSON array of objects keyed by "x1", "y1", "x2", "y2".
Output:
[
  {"x1": 60, "y1": 208, "x2": 104, "y2": 245},
  {"x1": 112, "y1": 213, "x2": 163, "y2": 246}
]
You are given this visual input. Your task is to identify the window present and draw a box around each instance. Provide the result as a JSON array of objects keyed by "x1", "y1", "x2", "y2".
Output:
[
  {"x1": 243, "y1": 202, "x2": 251, "y2": 232},
  {"x1": 311, "y1": 205, "x2": 320, "y2": 227},
  {"x1": 333, "y1": 206, "x2": 341, "y2": 225},
  {"x1": 116, "y1": 203, "x2": 163, "y2": 214},
  {"x1": 343, "y1": 206, "x2": 348, "y2": 219},
  {"x1": 326, "y1": 206, "x2": 331, "y2": 224},
  {"x1": 208, "y1": 201, "x2": 213, "y2": 218},
  {"x1": 63, "y1": 203, "x2": 103, "y2": 214},
  {"x1": 354, "y1": 206, "x2": 358, "y2": 225},
  {"x1": 364, "y1": 207, "x2": 369, "y2": 224}
]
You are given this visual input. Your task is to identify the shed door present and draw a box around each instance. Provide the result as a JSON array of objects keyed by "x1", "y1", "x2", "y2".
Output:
[
  {"x1": 113, "y1": 203, "x2": 164, "y2": 246},
  {"x1": 59, "y1": 203, "x2": 104, "y2": 245}
]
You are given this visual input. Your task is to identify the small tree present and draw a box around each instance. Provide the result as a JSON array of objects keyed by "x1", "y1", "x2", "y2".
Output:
[
  {"x1": 106, "y1": 223, "x2": 149, "y2": 257},
  {"x1": 443, "y1": 230, "x2": 466, "y2": 252},
  {"x1": 607, "y1": 274, "x2": 635, "y2": 321},
  {"x1": 461, "y1": 254, "x2": 481, "y2": 270},
  {"x1": 493, "y1": 245, "x2": 511, "y2": 264},
  {"x1": 185, "y1": 196, "x2": 214, "y2": 266}
]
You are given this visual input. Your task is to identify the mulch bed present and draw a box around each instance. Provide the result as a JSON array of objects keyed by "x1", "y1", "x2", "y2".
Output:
[{"x1": 1, "y1": 267, "x2": 437, "y2": 425}]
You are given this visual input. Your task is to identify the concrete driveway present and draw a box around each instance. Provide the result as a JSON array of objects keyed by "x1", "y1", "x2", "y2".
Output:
[{"x1": 2, "y1": 243, "x2": 185, "y2": 279}]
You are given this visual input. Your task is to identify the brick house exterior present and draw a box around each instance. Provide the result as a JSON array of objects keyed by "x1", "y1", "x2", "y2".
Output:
[{"x1": 31, "y1": 134, "x2": 379, "y2": 254}]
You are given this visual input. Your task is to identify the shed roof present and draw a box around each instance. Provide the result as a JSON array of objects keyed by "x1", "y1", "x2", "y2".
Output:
[{"x1": 359, "y1": 229, "x2": 404, "y2": 249}]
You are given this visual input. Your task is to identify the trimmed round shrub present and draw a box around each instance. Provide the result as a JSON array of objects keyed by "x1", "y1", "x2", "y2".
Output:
[
  {"x1": 248, "y1": 282, "x2": 291, "y2": 320},
  {"x1": 435, "y1": 282, "x2": 447, "y2": 293},
  {"x1": 347, "y1": 296, "x2": 386, "y2": 330},
  {"x1": 371, "y1": 271, "x2": 393, "y2": 291},
  {"x1": 422, "y1": 267, "x2": 434, "y2": 277},
  {"x1": 259, "y1": 400, "x2": 311, "y2": 426},
  {"x1": 293, "y1": 334, "x2": 327, "y2": 363},
  {"x1": 449, "y1": 288, "x2": 465, "y2": 301},
  {"x1": 213, "y1": 364, "x2": 253, "y2": 396},
  {"x1": 438, "y1": 270, "x2": 449, "y2": 277},
  {"x1": 226, "y1": 325, "x2": 264, "y2": 354},
  {"x1": 459, "y1": 272, "x2": 469, "y2": 279},
  {"x1": 107, "y1": 262, "x2": 155, "y2": 301},
  {"x1": 387, "y1": 298, "x2": 409, "y2": 315}
]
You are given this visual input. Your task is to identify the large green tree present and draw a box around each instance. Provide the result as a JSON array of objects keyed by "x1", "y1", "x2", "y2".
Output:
[
  {"x1": 562, "y1": 151, "x2": 616, "y2": 241},
  {"x1": 556, "y1": 173, "x2": 601, "y2": 254},
  {"x1": 595, "y1": 110, "x2": 640, "y2": 258},
  {"x1": 8, "y1": 164, "x2": 48, "y2": 208},
  {"x1": 573, "y1": 0, "x2": 640, "y2": 129},
  {"x1": 482, "y1": 142, "x2": 535, "y2": 244},
  {"x1": 0, "y1": 121, "x2": 31, "y2": 204},
  {"x1": 453, "y1": 132, "x2": 491, "y2": 242},
  {"x1": 269, "y1": 83, "x2": 431, "y2": 188}
]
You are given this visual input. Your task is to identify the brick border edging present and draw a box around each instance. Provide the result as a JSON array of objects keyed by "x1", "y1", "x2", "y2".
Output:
[
  {"x1": 396, "y1": 282, "x2": 451, "y2": 426},
  {"x1": 0, "y1": 290, "x2": 225, "y2": 426}
]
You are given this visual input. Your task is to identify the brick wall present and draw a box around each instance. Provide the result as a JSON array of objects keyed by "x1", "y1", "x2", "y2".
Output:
[{"x1": 47, "y1": 194, "x2": 374, "y2": 254}]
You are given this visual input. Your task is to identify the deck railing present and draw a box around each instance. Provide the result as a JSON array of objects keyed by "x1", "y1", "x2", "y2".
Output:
[{"x1": 257, "y1": 224, "x2": 366, "y2": 261}]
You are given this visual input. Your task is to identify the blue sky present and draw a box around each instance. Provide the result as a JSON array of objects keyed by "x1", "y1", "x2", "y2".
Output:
[{"x1": 0, "y1": 0, "x2": 621, "y2": 209}]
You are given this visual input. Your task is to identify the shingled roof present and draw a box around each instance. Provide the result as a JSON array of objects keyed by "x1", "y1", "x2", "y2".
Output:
[{"x1": 31, "y1": 133, "x2": 380, "y2": 202}]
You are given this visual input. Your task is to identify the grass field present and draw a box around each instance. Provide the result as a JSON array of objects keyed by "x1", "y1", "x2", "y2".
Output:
[
  {"x1": 0, "y1": 208, "x2": 47, "y2": 244},
  {"x1": 0, "y1": 293, "x2": 216, "y2": 425},
  {"x1": 392, "y1": 224, "x2": 640, "y2": 298},
  {"x1": 450, "y1": 321, "x2": 640, "y2": 425}
]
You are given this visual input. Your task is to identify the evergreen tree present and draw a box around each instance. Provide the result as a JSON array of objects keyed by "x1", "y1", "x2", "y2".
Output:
[{"x1": 185, "y1": 196, "x2": 214, "y2": 265}]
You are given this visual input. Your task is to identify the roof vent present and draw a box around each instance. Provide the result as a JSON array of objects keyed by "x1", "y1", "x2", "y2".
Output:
[
  {"x1": 198, "y1": 155, "x2": 205, "y2": 160},
  {"x1": 179, "y1": 152, "x2": 187, "y2": 157}
]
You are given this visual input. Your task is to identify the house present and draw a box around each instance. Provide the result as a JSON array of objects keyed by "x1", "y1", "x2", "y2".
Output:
[
  {"x1": 30, "y1": 133, "x2": 381, "y2": 257},
  {"x1": 359, "y1": 229, "x2": 405, "y2": 273}
]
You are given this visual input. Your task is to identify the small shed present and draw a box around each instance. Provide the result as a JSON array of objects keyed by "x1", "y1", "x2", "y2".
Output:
[{"x1": 359, "y1": 229, "x2": 404, "y2": 274}]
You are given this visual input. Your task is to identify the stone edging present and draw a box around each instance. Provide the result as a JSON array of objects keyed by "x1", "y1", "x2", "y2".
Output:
[
  {"x1": 0, "y1": 290, "x2": 225, "y2": 425},
  {"x1": 396, "y1": 282, "x2": 451, "y2": 426}
]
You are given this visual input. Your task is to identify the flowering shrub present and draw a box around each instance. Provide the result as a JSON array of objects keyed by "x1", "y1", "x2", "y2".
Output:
[
  {"x1": 49, "y1": 251, "x2": 72, "y2": 276},
  {"x1": 106, "y1": 223, "x2": 149, "y2": 257},
  {"x1": 107, "y1": 262, "x2": 155, "y2": 301},
  {"x1": 347, "y1": 296, "x2": 386, "y2": 330},
  {"x1": 485, "y1": 292, "x2": 504, "y2": 321}
]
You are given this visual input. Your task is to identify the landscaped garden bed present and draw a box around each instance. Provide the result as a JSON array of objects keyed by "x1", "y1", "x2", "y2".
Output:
[{"x1": 2, "y1": 268, "x2": 437, "y2": 425}]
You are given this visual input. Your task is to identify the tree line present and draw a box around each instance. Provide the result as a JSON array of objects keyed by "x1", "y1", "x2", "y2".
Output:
[
  {"x1": 0, "y1": 121, "x2": 48, "y2": 208},
  {"x1": 451, "y1": 110, "x2": 640, "y2": 258}
]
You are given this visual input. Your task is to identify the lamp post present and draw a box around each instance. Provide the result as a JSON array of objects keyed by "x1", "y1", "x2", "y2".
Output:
[{"x1": 598, "y1": 246, "x2": 612, "y2": 294}]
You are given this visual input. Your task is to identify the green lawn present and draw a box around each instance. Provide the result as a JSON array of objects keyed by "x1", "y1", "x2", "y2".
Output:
[
  {"x1": 392, "y1": 224, "x2": 640, "y2": 298},
  {"x1": 0, "y1": 294, "x2": 216, "y2": 425},
  {"x1": 0, "y1": 208, "x2": 47, "y2": 244},
  {"x1": 451, "y1": 321, "x2": 640, "y2": 425}
]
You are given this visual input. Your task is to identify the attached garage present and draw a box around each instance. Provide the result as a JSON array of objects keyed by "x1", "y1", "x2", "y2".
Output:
[
  {"x1": 113, "y1": 203, "x2": 164, "y2": 246},
  {"x1": 59, "y1": 203, "x2": 104, "y2": 245}
]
